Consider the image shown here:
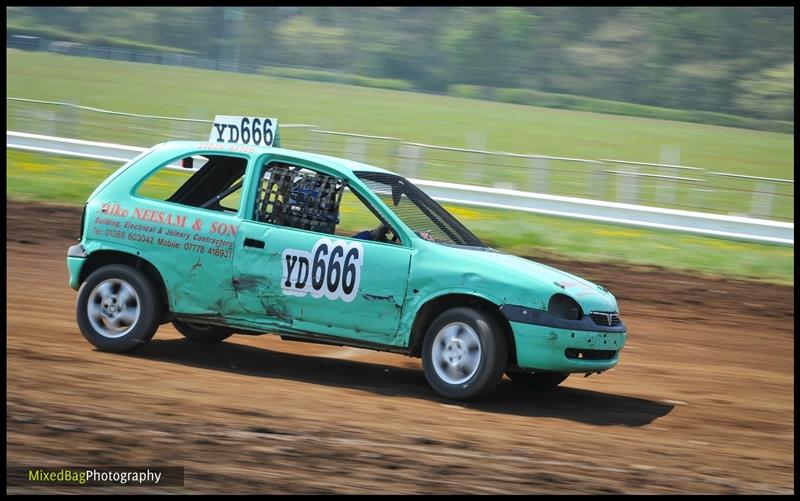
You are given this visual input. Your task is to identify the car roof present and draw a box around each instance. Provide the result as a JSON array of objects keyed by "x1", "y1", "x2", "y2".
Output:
[{"x1": 163, "y1": 140, "x2": 396, "y2": 178}]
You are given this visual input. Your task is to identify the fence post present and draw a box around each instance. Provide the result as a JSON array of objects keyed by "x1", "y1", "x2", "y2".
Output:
[
  {"x1": 686, "y1": 181, "x2": 709, "y2": 210},
  {"x1": 35, "y1": 109, "x2": 55, "y2": 137},
  {"x1": 309, "y1": 128, "x2": 323, "y2": 154},
  {"x1": 397, "y1": 144, "x2": 421, "y2": 178},
  {"x1": 751, "y1": 181, "x2": 776, "y2": 218},
  {"x1": 587, "y1": 162, "x2": 607, "y2": 199},
  {"x1": 617, "y1": 165, "x2": 639, "y2": 204},
  {"x1": 171, "y1": 117, "x2": 189, "y2": 140},
  {"x1": 345, "y1": 135, "x2": 367, "y2": 163},
  {"x1": 194, "y1": 110, "x2": 209, "y2": 139},
  {"x1": 656, "y1": 145, "x2": 679, "y2": 205},
  {"x1": 528, "y1": 157, "x2": 549, "y2": 193},
  {"x1": 657, "y1": 175, "x2": 677, "y2": 205},
  {"x1": 58, "y1": 101, "x2": 79, "y2": 139},
  {"x1": 170, "y1": 110, "x2": 204, "y2": 140}
]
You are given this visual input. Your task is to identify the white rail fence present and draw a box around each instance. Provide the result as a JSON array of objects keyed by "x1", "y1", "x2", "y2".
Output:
[
  {"x1": 7, "y1": 97, "x2": 794, "y2": 223},
  {"x1": 7, "y1": 130, "x2": 793, "y2": 246}
]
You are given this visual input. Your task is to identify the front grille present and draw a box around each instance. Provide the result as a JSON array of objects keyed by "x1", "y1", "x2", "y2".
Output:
[
  {"x1": 590, "y1": 311, "x2": 621, "y2": 327},
  {"x1": 565, "y1": 348, "x2": 617, "y2": 361}
]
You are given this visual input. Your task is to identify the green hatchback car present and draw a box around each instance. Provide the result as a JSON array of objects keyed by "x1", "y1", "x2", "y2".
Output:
[{"x1": 67, "y1": 134, "x2": 627, "y2": 401}]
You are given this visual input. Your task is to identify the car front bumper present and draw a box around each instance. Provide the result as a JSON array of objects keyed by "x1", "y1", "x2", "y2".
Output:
[
  {"x1": 510, "y1": 321, "x2": 628, "y2": 373},
  {"x1": 67, "y1": 244, "x2": 87, "y2": 290}
]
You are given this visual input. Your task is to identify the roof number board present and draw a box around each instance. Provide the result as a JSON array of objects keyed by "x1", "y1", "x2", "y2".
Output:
[{"x1": 210, "y1": 116, "x2": 279, "y2": 147}]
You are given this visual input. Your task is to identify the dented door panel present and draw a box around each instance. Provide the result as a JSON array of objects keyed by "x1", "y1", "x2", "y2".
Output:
[{"x1": 231, "y1": 220, "x2": 412, "y2": 345}]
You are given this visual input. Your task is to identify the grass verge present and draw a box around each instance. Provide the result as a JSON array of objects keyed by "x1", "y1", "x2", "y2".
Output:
[{"x1": 7, "y1": 150, "x2": 793, "y2": 285}]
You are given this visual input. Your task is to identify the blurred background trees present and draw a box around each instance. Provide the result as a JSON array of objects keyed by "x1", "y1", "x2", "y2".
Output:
[{"x1": 7, "y1": 6, "x2": 794, "y2": 121}]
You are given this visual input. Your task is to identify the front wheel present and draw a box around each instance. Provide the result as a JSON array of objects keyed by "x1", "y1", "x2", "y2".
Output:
[
  {"x1": 76, "y1": 264, "x2": 161, "y2": 353},
  {"x1": 172, "y1": 320, "x2": 234, "y2": 343},
  {"x1": 421, "y1": 307, "x2": 508, "y2": 401},
  {"x1": 506, "y1": 370, "x2": 569, "y2": 390}
]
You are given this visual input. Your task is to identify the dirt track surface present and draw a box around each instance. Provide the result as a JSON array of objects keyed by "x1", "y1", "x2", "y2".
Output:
[{"x1": 6, "y1": 201, "x2": 794, "y2": 494}]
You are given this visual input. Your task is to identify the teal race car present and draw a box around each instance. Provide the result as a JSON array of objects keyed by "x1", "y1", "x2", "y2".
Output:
[{"x1": 67, "y1": 117, "x2": 627, "y2": 401}]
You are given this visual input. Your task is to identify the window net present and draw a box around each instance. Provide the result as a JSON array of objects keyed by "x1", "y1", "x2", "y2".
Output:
[{"x1": 255, "y1": 162, "x2": 345, "y2": 235}]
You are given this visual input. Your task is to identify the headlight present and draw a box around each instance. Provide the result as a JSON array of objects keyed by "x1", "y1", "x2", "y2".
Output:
[{"x1": 548, "y1": 294, "x2": 583, "y2": 320}]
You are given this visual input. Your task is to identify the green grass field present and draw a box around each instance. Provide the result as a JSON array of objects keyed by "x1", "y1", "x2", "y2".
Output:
[
  {"x1": 7, "y1": 50, "x2": 795, "y2": 220},
  {"x1": 7, "y1": 50, "x2": 793, "y2": 178},
  {"x1": 7, "y1": 150, "x2": 793, "y2": 285},
  {"x1": 5, "y1": 50, "x2": 794, "y2": 284}
]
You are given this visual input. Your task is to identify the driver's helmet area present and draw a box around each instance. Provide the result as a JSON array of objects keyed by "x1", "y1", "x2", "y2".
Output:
[
  {"x1": 255, "y1": 162, "x2": 399, "y2": 244},
  {"x1": 256, "y1": 162, "x2": 343, "y2": 234}
]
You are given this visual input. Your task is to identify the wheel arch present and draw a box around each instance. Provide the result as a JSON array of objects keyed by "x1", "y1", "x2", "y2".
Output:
[
  {"x1": 407, "y1": 292, "x2": 517, "y2": 365},
  {"x1": 79, "y1": 250, "x2": 170, "y2": 317}
]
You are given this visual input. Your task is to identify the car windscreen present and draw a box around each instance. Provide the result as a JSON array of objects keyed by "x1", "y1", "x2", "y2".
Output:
[{"x1": 355, "y1": 172, "x2": 485, "y2": 248}]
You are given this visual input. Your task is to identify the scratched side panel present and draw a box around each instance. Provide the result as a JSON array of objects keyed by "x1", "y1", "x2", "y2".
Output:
[
  {"x1": 80, "y1": 142, "x2": 255, "y2": 318},
  {"x1": 398, "y1": 240, "x2": 621, "y2": 347},
  {"x1": 232, "y1": 222, "x2": 412, "y2": 346},
  {"x1": 83, "y1": 196, "x2": 240, "y2": 316}
]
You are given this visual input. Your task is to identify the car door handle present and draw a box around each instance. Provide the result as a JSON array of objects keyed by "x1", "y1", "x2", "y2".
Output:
[{"x1": 243, "y1": 238, "x2": 265, "y2": 249}]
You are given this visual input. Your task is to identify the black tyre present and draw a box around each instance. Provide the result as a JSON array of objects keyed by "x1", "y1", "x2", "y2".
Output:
[
  {"x1": 172, "y1": 320, "x2": 234, "y2": 343},
  {"x1": 506, "y1": 370, "x2": 569, "y2": 390},
  {"x1": 421, "y1": 307, "x2": 508, "y2": 401},
  {"x1": 76, "y1": 264, "x2": 161, "y2": 353}
]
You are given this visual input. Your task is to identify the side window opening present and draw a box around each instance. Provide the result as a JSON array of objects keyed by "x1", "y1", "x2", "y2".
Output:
[
  {"x1": 337, "y1": 187, "x2": 402, "y2": 245},
  {"x1": 254, "y1": 161, "x2": 401, "y2": 244},
  {"x1": 255, "y1": 162, "x2": 345, "y2": 234},
  {"x1": 136, "y1": 154, "x2": 247, "y2": 213},
  {"x1": 356, "y1": 172, "x2": 485, "y2": 247}
]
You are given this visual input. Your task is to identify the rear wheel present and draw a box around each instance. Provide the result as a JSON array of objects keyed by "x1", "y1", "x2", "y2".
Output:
[
  {"x1": 76, "y1": 264, "x2": 161, "y2": 353},
  {"x1": 506, "y1": 370, "x2": 569, "y2": 390},
  {"x1": 173, "y1": 320, "x2": 234, "y2": 343},
  {"x1": 421, "y1": 307, "x2": 507, "y2": 401}
]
